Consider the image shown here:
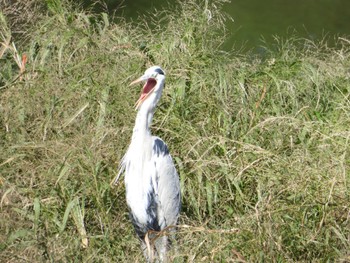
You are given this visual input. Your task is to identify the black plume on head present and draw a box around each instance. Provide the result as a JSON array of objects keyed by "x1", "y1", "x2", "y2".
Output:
[{"x1": 154, "y1": 68, "x2": 165, "y2": 75}]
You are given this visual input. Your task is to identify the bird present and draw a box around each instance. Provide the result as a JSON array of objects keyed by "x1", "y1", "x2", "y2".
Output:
[{"x1": 113, "y1": 66, "x2": 181, "y2": 262}]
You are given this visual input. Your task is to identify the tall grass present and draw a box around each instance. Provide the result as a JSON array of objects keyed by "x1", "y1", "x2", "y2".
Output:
[{"x1": 1, "y1": 0, "x2": 349, "y2": 262}]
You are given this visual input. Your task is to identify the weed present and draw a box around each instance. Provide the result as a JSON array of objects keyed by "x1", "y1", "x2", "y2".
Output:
[{"x1": 0, "y1": 0, "x2": 349, "y2": 262}]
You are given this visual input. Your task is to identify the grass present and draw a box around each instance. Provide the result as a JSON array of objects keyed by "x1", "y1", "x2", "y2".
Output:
[{"x1": 1, "y1": 0, "x2": 349, "y2": 262}]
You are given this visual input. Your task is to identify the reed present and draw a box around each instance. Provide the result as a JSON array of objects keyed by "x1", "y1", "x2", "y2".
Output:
[{"x1": 1, "y1": 0, "x2": 349, "y2": 261}]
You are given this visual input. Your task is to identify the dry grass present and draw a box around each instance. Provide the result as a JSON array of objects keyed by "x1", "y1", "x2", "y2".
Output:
[{"x1": 1, "y1": 0, "x2": 349, "y2": 262}]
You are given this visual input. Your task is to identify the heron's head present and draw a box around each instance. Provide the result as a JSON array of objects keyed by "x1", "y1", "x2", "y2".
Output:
[{"x1": 130, "y1": 66, "x2": 166, "y2": 110}]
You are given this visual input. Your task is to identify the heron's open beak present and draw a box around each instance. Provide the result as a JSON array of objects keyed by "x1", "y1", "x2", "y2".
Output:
[
  {"x1": 130, "y1": 75, "x2": 157, "y2": 110},
  {"x1": 129, "y1": 77, "x2": 144, "y2": 86}
]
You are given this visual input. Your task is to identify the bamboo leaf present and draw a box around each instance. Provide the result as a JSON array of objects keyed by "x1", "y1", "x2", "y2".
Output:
[
  {"x1": 72, "y1": 198, "x2": 88, "y2": 248},
  {"x1": 33, "y1": 197, "x2": 40, "y2": 233}
]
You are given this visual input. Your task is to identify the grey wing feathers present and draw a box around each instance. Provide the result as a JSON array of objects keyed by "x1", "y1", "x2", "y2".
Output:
[{"x1": 152, "y1": 136, "x2": 181, "y2": 228}]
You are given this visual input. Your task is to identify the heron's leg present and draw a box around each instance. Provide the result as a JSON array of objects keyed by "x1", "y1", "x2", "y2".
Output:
[
  {"x1": 142, "y1": 237, "x2": 156, "y2": 263},
  {"x1": 155, "y1": 235, "x2": 168, "y2": 263}
]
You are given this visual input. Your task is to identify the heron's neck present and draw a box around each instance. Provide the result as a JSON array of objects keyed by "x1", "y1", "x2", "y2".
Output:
[
  {"x1": 132, "y1": 105, "x2": 155, "y2": 140},
  {"x1": 131, "y1": 79, "x2": 164, "y2": 143}
]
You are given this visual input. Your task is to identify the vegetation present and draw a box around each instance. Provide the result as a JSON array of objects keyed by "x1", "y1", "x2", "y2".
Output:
[{"x1": 1, "y1": 0, "x2": 349, "y2": 262}]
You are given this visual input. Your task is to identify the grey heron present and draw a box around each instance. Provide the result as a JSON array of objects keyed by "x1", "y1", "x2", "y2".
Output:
[{"x1": 113, "y1": 66, "x2": 181, "y2": 262}]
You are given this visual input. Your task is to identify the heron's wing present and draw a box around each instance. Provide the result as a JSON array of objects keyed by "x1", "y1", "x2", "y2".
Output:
[{"x1": 151, "y1": 137, "x2": 181, "y2": 228}]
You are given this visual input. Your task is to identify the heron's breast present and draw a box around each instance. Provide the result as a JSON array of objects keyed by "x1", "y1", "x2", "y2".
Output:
[{"x1": 124, "y1": 159, "x2": 157, "y2": 223}]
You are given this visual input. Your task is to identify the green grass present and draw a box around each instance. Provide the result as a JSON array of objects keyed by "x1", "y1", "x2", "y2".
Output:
[{"x1": 1, "y1": 0, "x2": 349, "y2": 262}]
